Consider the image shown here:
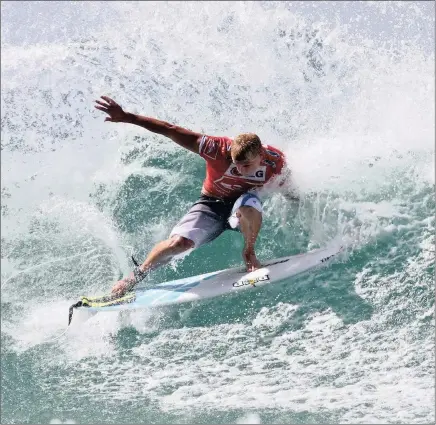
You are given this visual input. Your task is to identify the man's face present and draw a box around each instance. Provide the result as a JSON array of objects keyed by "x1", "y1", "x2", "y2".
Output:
[{"x1": 232, "y1": 152, "x2": 263, "y2": 176}]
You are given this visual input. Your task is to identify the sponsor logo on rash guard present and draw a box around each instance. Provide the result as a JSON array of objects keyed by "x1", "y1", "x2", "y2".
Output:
[
  {"x1": 224, "y1": 164, "x2": 267, "y2": 182},
  {"x1": 264, "y1": 159, "x2": 277, "y2": 168},
  {"x1": 266, "y1": 149, "x2": 280, "y2": 158}
]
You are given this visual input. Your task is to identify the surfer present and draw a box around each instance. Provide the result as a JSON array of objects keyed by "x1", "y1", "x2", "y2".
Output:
[{"x1": 94, "y1": 96, "x2": 295, "y2": 296}]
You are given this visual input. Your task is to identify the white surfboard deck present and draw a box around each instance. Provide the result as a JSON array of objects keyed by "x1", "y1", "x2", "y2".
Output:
[{"x1": 77, "y1": 242, "x2": 344, "y2": 313}]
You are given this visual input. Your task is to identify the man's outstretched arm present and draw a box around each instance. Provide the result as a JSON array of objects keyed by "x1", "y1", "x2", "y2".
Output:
[{"x1": 94, "y1": 96, "x2": 202, "y2": 154}]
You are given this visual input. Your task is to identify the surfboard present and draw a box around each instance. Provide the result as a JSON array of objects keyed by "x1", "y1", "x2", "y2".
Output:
[{"x1": 68, "y1": 242, "x2": 343, "y2": 324}]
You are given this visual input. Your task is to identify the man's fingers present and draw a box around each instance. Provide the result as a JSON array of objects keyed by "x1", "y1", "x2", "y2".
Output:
[
  {"x1": 101, "y1": 95, "x2": 116, "y2": 105},
  {"x1": 94, "y1": 105, "x2": 108, "y2": 112},
  {"x1": 95, "y1": 99, "x2": 109, "y2": 107}
]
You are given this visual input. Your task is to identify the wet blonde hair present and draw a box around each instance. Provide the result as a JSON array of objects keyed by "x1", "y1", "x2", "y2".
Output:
[{"x1": 231, "y1": 133, "x2": 262, "y2": 161}]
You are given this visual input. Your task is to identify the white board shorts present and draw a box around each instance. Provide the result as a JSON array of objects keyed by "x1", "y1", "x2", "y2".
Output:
[{"x1": 169, "y1": 192, "x2": 263, "y2": 248}]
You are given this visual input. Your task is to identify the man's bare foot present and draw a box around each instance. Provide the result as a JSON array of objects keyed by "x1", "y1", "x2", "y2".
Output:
[
  {"x1": 111, "y1": 273, "x2": 136, "y2": 296},
  {"x1": 243, "y1": 248, "x2": 262, "y2": 272}
]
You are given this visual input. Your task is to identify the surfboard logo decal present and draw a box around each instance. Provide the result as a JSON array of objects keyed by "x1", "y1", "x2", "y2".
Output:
[
  {"x1": 265, "y1": 258, "x2": 289, "y2": 267},
  {"x1": 233, "y1": 274, "x2": 270, "y2": 288},
  {"x1": 320, "y1": 254, "x2": 335, "y2": 263}
]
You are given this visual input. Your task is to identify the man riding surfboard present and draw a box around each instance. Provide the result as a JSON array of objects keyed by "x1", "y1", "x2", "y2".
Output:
[{"x1": 94, "y1": 96, "x2": 294, "y2": 296}]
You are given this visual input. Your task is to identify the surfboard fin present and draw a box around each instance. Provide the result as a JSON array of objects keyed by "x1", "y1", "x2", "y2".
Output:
[{"x1": 68, "y1": 300, "x2": 84, "y2": 326}]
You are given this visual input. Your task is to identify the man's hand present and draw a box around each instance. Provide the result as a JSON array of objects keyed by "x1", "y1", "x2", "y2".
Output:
[
  {"x1": 94, "y1": 96, "x2": 128, "y2": 123},
  {"x1": 243, "y1": 247, "x2": 262, "y2": 272}
]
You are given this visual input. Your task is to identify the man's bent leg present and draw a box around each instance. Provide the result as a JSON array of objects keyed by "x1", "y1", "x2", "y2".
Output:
[
  {"x1": 237, "y1": 206, "x2": 263, "y2": 271},
  {"x1": 228, "y1": 192, "x2": 263, "y2": 272},
  {"x1": 112, "y1": 235, "x2": 194, "y2": 295},
  {"x1": 141, "y1": 235, "x2": 195, "y2": 272},
  {"x1": 112, "y1": 196, "x2": 228, "y2": 296}
]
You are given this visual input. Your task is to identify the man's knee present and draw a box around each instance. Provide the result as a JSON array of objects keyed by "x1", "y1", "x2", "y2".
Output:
[
  {"x1": 237, "y1": 205, "x2": 262, "y2": 219},
  {"x1": 168, "y1": 235, "x2": 195, "y2": 251},
  {"x1": 237, "y1": 206, "x2": 263, "y2": 231}
]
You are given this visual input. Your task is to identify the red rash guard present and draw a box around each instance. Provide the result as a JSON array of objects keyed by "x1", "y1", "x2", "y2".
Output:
[{"x1": 198, "y1": 135, "x2": 286, "y2": 200}]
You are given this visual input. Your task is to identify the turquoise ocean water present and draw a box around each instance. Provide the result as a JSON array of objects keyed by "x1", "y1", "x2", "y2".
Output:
[{"x1": 1, "y1": 2, "x2": 434, "y2": 424}]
